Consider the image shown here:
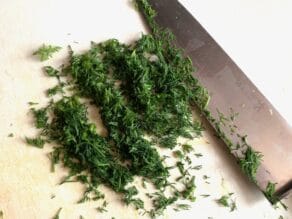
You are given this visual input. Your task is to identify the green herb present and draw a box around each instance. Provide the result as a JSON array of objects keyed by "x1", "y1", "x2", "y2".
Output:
[
  {"x1": 239, "y1": 146, "x2": 263, "y2": 183},
  {"x1": 194, "y1": 153, "x2": 203, "y2": 158},
  {"x1": 47, "y1": 84, "x2": 64, "y2": 97},
  {"x1": 28, "y1": 101, "x2": 38, "y2": 106},
  {"x1": 200, "y1": 194, "x2": 210, "y2": 198},
  {"x1": 33, "y1": 44, "x2": 61, "y2": 61},
  {"x1": 44, "y1": 66, "x2": 60, "y2": 77},
  {"x1": 181, "y1": 176, "x2": 196, "y2": 202},
  {"x1": 123, "y1": 186, "x2": 144, "y2": 209},
  {"x1": 0, "y1": 210, "x2": 3, "y2": 219},
  {"x1": 191, "y1": 165, "x2": 202, "y2": 171},
  {"x1": 53, "y1": 208, "x2": 62, "y2": 219},
  {"x1": 149, "y1": 192, "x2": 178, "y2": 218},
  {"x1": 173, "y1": 203, "x2": 191, "y2": 211},
  {"x1": 31, "y1": 108, "x2": 48, "y2": 129},
  {"x1": 173, "y1": 150, "x2": 184, "y2": 159},
  {"x1": 216, "y1": 193, "x2": 237, "y2": 211},
  {"x1": 8, "y1": 133, "x2": 13, "y2": 137},
  {"x1": 96, "y1": 201, "x2": 108, "y2": 213},
  {"x1": 25, "y1": 136, "x2": 45, "y2": 148},
  {"x1": 27, "y1": 0, "x2": 219, "y2": 217},
  {"x1": 182, "y1": 144, "x2": 193, "y2": 154},
  {"x1": 263, "y1": 181, "x2": 287, "y2": 210},
  {"x1": 203, "y1": 175, "x2": 210, "y2": 180}
]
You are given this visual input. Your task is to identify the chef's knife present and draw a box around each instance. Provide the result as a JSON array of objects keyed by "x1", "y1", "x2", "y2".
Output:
[{"x1": 139, "y1": 0, "x2": 292, "y2": 199}]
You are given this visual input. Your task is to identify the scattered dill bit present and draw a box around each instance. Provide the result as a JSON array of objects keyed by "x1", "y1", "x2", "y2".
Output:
[
  {"x1": 25, "y1": 136, "x2": 45, "y2": 148},
  {"x1": 79, "y1": 216, "x2": 84, "y2": 219},
  {"x1": 239, "y1": 146, "x2": 263, "y2": 183},
  {"x1": 44, "y1": 66, "x2": 60, "y2": 77},
  {"x1": 279, "y1": 216, "x2": 284, "y2": 219},
  {"x1": 123, "y1": 186, "x2": 144, "y2": 210},
  {"x1": 96, "y1": 201, "x2": 108, "y2": 213},
  {"x1": 263, "y1": 181, "x2": 287, "y2": 210},
  {"x1": 47, "y1": 84, "x2": 64, "y2": 97},
  {"x1": 216, "y1": 193, "x2": 237, "y2": 211},
  {"x1": 191, "y1": 165, "x2": 202, "y2": 170},
  {"x1": 194, "y1": 153, "x2": 203, "y2": 158},
  {"x1": 182, "y1": 144, "x2": 193, "y2": 154},
  {"x1": 203, "y1": 175, "x2": 210, "y2": 180},
  {"x1": 173, "y1": 150, "x2": 184, "y2": 160},
  {"x1": 200, "y1": 194, "x2": 210, "y2": 198},
  {"x1": 31, "y1": 108, "x2": 48, "y2": 129},
  {"x1": 0, "y1": 210, "x2": 3, "y2": 219},
  {"x1": 181, "y1": 176, "x2": 196, "y2": 202},
  {"x1": 217, "y1": 195, "x2": 229, "y2": 207},
  {"x1": 176, "y1": 161, "x2": 188, "y2": 176},
  {"x1": 33, "y1": 44, "x2": 61, "y2": 61},
  {"x1": 149, "y1": 192, "x2": 177, "y2": 218},
  {"x1": 264, "y1": 182, "x2": 278, "y2": 204},
  {"x1": 51, "y1": 194, "x2": 56, "y2": 199},
  {"x1": 28, "y1": 101, "x2": 38, "y2": 106},
  {"x1": 8, "y1": 133, "x2": 13, "y2": 137},
  {"x1": 173, "y1": 203, "x2": 191, "y2": 211},
  {"x1": 53, "y1": 208, "x2": 62, "y2": 219}
]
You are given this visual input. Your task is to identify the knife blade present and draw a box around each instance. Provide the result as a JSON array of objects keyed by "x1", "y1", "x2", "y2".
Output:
[{"x1": 140, "y1": 0, "x2": 292, "y2": 199}]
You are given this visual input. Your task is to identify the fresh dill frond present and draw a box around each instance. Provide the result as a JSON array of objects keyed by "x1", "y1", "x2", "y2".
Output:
[{"x1": 33, "y1": 44, "x2": 61, "y2": 61}]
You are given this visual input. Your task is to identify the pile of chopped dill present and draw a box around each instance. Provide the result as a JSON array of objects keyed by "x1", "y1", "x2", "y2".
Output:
[
  {"x1": 28, "y1": 1, "x2": 209, "y2": 217},
  {"x1": 27, "y1": 0, "x2": 281, "y2": 218}
]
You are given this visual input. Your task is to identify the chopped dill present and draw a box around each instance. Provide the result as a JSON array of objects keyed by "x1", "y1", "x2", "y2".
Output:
[
  {"x1": 25, "y1": 136, "x2": 45, "y2": 148},
  {"x1": 216, "y1": 193, "x2": 237, "y2": 212},
  {"x1": 33, "y1": 44, "x2": 61, "y2": 61},
  {"x1": 239, "y1": 146, "x2": 263, "y2": 183},
  {"x1": 96, "y1": 201, "x2": 108, "y2": 213},
  {"x1": 53, "y1": 208, "x2": 62, "y2": 219}
]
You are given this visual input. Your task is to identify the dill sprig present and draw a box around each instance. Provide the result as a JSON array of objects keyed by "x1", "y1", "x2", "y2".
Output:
[{"x1": 33, "y1": 44, "x2": 61, "y2": 61}]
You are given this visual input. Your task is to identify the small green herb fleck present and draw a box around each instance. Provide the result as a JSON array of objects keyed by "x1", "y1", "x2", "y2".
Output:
[
  {"x1": 191, "y1": 165, "x2": 202, "y2": 170},
  {"x1": 53, "y1": 208, "x2": 62, "y2": 219},
  {"x1": 194, "y1": 153, "x2": 203, "y2": 158},
  {"x1": 200, "y1": 194, "x2": 210, "y2": 198},
  {"x1": 8, "y1": 133, "x2": 13, "y2": 137},
  {"x1": 44, "y1": 66, "x2": 60, "y2": 77},
  {"x1": 97, "y1": 201, "x2": 108, "y2": 213},
  {"x1": 47, "y1": 84, "x2": 64, "y2": 97},
  {"x1": 182, "y1": 144, "x2": 193, "y2": 154},
  {"x1": 173, "y1": 150, "x2": 184, "y2": 159},
  {"x1": 181, "y1": 176, "x2": 196, "y2": 202},
  {"x1": 28, "y1": 101, "x2": 38, "y2": 106},
  {"x1": 216, "y1": 193, "x2": 237, "y2": 211},
  {"x1": 25, "y1": 136, "x2": 45, "y2": 148},
  {"x1": 173, "y1": 203, "x2": 191, "y2": 211},
  {"x1": 33, "y1": 44, "x2": 61, "y2": 61}
]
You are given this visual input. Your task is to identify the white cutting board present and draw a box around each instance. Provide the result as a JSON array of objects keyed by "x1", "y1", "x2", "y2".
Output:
[{"x1": 0, "y1": 0, "x2": 291, "y2": 218}]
